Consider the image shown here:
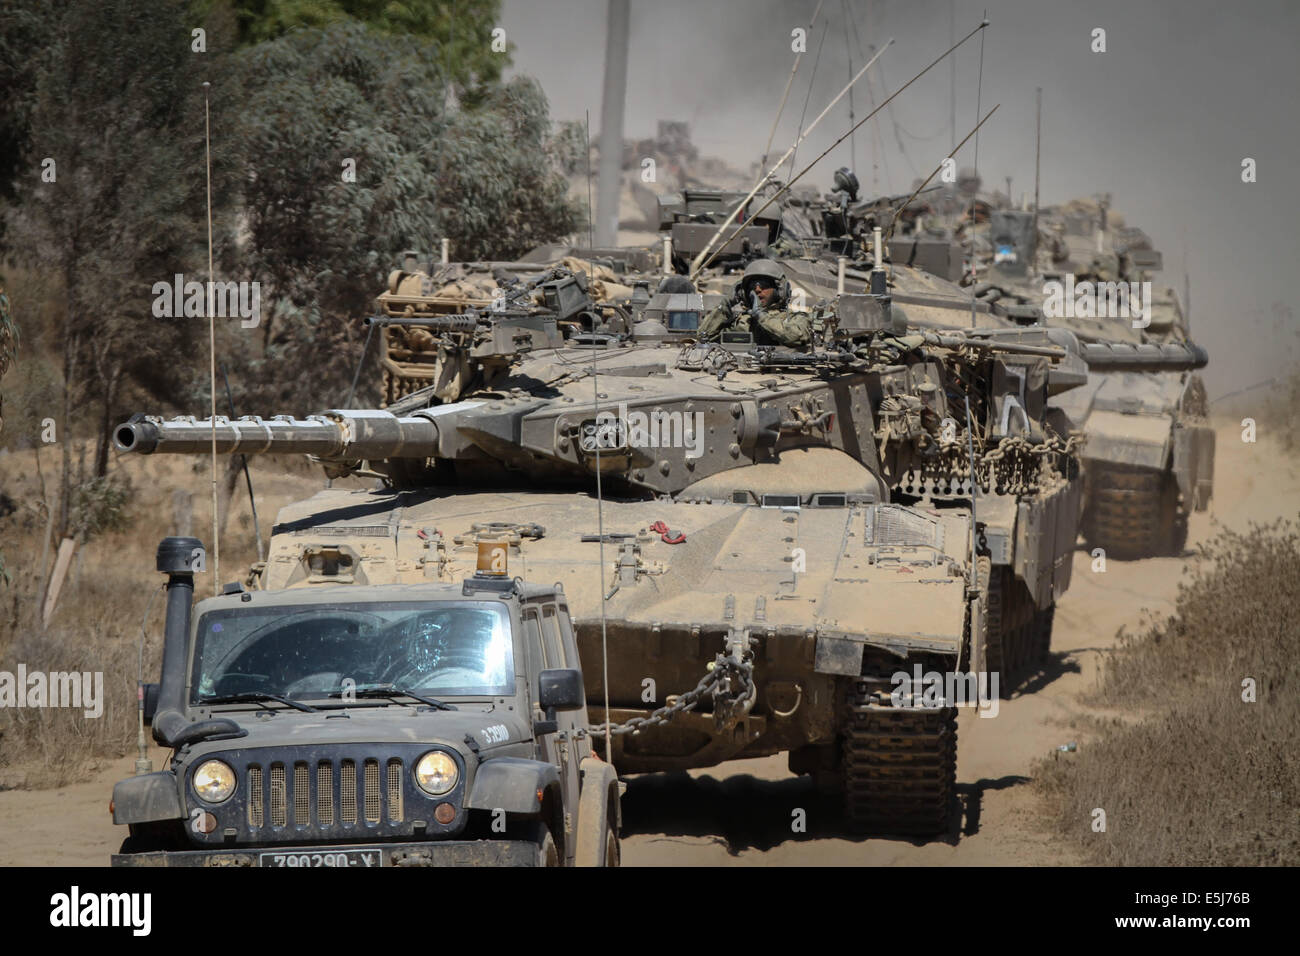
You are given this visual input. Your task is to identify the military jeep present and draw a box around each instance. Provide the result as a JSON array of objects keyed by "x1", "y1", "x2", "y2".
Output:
[{"x1": 110, "y1": 537, "x2": 621, "y2": 867}]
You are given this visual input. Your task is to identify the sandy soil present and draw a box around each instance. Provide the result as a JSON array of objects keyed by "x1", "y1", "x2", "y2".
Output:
[{"x1": 2, "y1": 417, "x2": 1295, "y2": 866}]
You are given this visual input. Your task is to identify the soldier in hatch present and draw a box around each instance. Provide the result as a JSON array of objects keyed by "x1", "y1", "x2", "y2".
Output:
[{"x1": 697, "y1": 259, "x2": 811, "y2": 348}]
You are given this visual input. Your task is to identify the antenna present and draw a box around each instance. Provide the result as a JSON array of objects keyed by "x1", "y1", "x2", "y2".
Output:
[
  {"x1": 788, "y1": 21, "x2": 829, "y2": 177},
  {"x1": 761, "y1": 0, "x2": 823, "y2": 166},
  {"x1": 949, "y1": 0, "x2": 956, "y2": 153},
  {"x1": 690, "y1": 35, "x2": 895, "y2": 276},
  {"x1": 203, "y1": 80, "x2": 219, "y2": 596},
  {"x1": 586, "y1": 110, "x2": 612, "y2": 763},
  {"x1": 841, "y1": 0, "x2": 857, "y2": 173},
  {"x1": 973, "y1": 10, "x2": 987, "y2": 174},
  {"x1": 1033, "y1": 86, "x2": 1042, "y2": 265},
  {"x1": 970, "y1": 11, "x2": 988, "y2": 328},
  {"x1": 694, "y1": 19, "x2": 989, "y2": 279},
  {"x1": 963, "y1": 394, "x2": 980, "y2": 631}
]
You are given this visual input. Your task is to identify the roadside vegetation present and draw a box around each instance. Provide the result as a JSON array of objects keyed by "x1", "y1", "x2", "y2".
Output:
[{"x1": 1035, "y1": 521, "x2": 1300, "y2": 865}]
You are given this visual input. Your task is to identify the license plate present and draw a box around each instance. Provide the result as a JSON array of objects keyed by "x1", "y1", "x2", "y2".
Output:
[{"x1": 259, "y1": 848, "x2": 383, "y2": 868}]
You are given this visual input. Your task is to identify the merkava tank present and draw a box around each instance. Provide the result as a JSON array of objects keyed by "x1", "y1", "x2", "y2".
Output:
[
  {"x1": 115, "y1": 240, "x2": 1091, "y2": 836},
  {"x1": 956, "y1": 198, "x2": 1214, "y2": 557},
  {"x1": 792, "y1": 176, "x2": 1214, "y2": 558}
]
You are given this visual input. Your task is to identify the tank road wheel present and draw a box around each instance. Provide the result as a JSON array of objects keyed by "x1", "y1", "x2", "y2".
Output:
[
  {"x1": 575, "y1": 759, "x2": 621, "y2": 868},
  {"x1": 1086, "y1": 466, "x2": 1175, "y2": 559},
  {"x1": 842, "y1": 680, "x2": 958, "y2": 835}
]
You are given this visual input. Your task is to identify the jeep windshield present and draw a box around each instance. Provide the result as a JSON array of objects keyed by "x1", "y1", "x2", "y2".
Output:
[{"x1": 190, "y1": 600, "x2": 514, "y2": 704}]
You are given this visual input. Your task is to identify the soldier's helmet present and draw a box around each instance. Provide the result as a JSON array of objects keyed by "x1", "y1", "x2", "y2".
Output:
[{"x1": 739, "y1": 258, "x2": 790, "y2": 307}]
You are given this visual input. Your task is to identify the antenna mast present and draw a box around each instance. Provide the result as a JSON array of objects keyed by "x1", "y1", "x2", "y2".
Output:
[
  {"x1": 761, "y1": 0, "x2": 823, "y2": 166},
  {"x1": 1033, "y1": 86, "x2": 1042, "y2": 264},
  {"x1": 586, "y1": 111, "x2": 612, "y2": 763},
  {"x1": 203, "y1": 81, "x2": 219, "y2": 596}
]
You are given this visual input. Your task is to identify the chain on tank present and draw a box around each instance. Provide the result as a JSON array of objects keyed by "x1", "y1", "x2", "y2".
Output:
[
  {"x1": 559, "y1": 655, "x2": 755, "y2": 740},
  {"x1": 899, "y1": 433, "x2": 1082, "y2": 498}
]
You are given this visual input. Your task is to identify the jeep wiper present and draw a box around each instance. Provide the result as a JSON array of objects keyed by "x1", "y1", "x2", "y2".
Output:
[
  {"x1": 199, "y1": 692, "x2": 320, "y2": 713},
  {"x1": 328, "y1": 683, "x2": 457, "y2": 711}
]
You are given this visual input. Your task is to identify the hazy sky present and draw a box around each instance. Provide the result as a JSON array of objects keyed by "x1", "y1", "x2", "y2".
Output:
[{"x1": 501, "y1": 0, "x2": 1300, "y2": 396}]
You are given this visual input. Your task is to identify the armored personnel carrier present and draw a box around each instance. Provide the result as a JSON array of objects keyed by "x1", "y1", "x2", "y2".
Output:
[{"x1": 115, "y1": 255, "x2": 1088, "y2": 835}]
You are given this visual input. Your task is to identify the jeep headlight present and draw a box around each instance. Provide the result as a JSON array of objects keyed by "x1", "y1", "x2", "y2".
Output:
[
  {"x1": 193, "y1": 760, "x2": 236, "y2": 803},
  {"x1": 414, "y1": 751, "x2": 458, "y2": 795}
]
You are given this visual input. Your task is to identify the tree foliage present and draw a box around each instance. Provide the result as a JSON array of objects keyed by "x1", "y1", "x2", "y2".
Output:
[
  {"x1": 232, "y1": 20, "x2": 578, "y2": 408},
  {"x1": 4, "y1": 0, "x2": 241, "y2": 488},
  {"x1": 222, "y1": 0, "x2": 509, "y2": 92},
  {"x1": 1, "y1": 0, "x2": 577, "y2": 443}
]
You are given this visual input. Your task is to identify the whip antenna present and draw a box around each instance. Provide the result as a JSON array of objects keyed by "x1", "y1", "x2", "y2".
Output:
[
  {"x1": 689, "y1": 35, "x2": 895, "y2": 276},
  {"x1": 586, "y1": 110, "x2": 612, "y2": 763},
  {"x1": 203, "y1": 81, "x2": 219, "y2": 596},
  {"x1": 885, "y1": 105, "x2": 1001, "y2": 244},
  {"x1": 761, "y1": 0, "x2": 823, "y2": 166},
  {"x1": 693, "y1": 19, "x2": 989, "y2": 278}
]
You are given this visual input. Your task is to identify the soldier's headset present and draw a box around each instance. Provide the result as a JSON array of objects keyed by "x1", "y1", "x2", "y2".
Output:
[{"x1": 731, "y1": 275, "x2": 792, "y2": 309}]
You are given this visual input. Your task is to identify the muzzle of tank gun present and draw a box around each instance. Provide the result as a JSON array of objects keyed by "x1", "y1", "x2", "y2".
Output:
[{"x1": 113, "y1": 409, "x2": 443, "y2": 460}]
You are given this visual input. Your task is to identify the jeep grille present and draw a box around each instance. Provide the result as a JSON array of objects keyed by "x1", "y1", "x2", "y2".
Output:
[{"x1": 246, "y1": 758, "x2": 401, "y2": 831}]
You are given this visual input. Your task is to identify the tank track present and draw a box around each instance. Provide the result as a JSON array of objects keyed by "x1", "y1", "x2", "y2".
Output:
[
  {"x1": 981, "y1": 556, "x2": 1054, "y2": 696},
  {"x1": 1085, "y1": 465, "x2": 1185, "y2": 558},
  {"x1": 841, "y1": 680, "x2": 957, "y2": 835}
]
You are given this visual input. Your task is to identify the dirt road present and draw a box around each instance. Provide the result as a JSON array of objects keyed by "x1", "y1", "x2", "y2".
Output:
[{"x1": 2, "y1": 418, "x2": 1294, "y2": 866}]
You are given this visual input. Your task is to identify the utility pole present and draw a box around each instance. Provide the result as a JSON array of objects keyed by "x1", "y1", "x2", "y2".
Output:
[{"x1": 594, "y1": 0, "x2": 630, "y2": 248}]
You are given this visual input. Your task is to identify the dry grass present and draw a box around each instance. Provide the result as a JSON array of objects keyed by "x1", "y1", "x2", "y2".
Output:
[
  {"x1": 1035, "y1": 521, "x2": 1300, "y2": 865},
  {"x1": 0, "y1": 440, "x2": 326, "y2": 788}
]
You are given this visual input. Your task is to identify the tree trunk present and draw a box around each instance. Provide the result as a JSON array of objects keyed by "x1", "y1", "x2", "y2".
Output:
[
  {"x1": 93, "y1": 361, "x2": 122, "y2": 478},
  {"x1": 58, "y1": 264, "x2": 76, "y2": 541},
  {"x1": 217, "y1": 453, "x2": 242, "y2": 538}
]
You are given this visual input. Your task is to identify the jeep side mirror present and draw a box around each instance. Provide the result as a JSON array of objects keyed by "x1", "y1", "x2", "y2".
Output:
[
  {"x1": 142, "y1": 682, "x2": 160, "y2": 725},
  {"x1": 539, "y1": 668, "x2": 584, "y2": 712}
]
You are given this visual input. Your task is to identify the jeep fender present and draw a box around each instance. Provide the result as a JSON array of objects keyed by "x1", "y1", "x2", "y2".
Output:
[
  {"x1": 112, "y1": 771, "x2": 184, "y2": 825},
  {"x1": 465, "y1": 757, "x2": 560, "y2": 815}
]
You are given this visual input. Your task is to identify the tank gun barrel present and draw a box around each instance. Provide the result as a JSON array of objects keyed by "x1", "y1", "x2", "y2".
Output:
[
  {"x1": 1080, "y1": 341, "x2": 1208, "y2": 372},
  {"x1": 113, "y1": 409, "x2": 443, "y2": 460},
  {"x1": 364, "y1": 313, "x2": 483, "y2": 332}
]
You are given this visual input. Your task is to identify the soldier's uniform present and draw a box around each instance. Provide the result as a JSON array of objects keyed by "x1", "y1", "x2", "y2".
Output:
[
  {"x1": 697, "y1": 259, "x2": 811, "y2": 349},
  {"x1": 698, "y1": 303, "x2": 811, "y2": 347}
]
